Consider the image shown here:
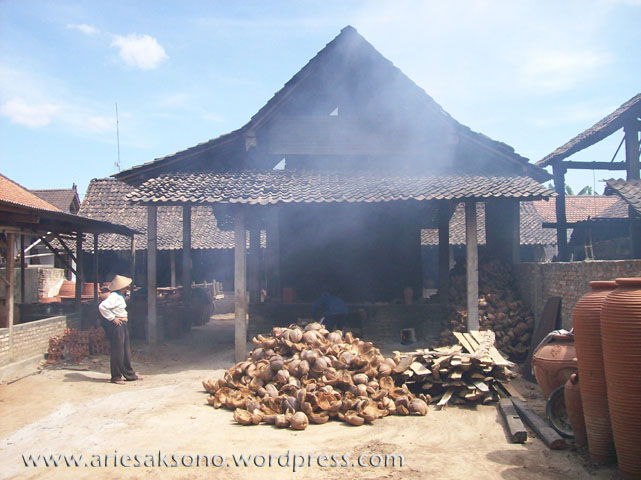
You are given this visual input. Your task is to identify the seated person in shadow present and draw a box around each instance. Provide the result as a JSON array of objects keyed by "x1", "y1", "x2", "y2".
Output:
[{"x1": 312, "y1": 291, "x2": 348, "y2": 331}]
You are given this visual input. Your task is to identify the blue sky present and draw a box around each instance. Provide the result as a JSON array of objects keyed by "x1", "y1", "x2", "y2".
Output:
[{"x1": 1, "y1": 0, "x2": 640, "y2": 199}]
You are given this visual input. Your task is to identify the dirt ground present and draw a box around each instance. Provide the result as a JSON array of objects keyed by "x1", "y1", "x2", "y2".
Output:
[{"x1": 0, "y1": 315, "x2": 619, "y2": 480}]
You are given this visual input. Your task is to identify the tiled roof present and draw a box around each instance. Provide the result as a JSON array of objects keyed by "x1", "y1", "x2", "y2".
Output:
[
  {"x1": 128, "y1": 170, "x2": 553, "y2": 205},
  {"x1": 31, "y1": 188, "x2": 80, "y2": 213},
  {"x1": 538, "y1": 93, "x2": 641, "y2": 167},
  {"x1": 115, "y1": 26, "x2": 549, "y2": 184},
  {"x1": 0, "y1": 174, "x2": 62, "y2": 212},
  {"x1": 79, "y1": 178, "x2": 235, "y2": 251},
  {"x1": 420, "y1": 201, "x2": 556, "y2": 247},
  {"x1": 605, "y1": 179, "x2": 641, "y2": 216},
  {"x1": 532, "y1": 195, "x2": 622, "y2": 223}
]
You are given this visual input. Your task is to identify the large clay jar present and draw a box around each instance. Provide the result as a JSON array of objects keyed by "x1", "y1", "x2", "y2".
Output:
[
  {"x1": 58, "y1": 280, "x2": 75, "y2": 298},
  {"x1": 532, "y1": 334, "x2": 577, "y2": 399},
  {"x1": 601, "y1": 278, "x2": 641, "y2": 479},
  {"x1": 572, "y1": 280, "x2": 617, "y2": 464},
  {"x1": 82, "y1": 282, "x2": 95, "y2": 296},
  {"x1": 564, "y1": 373, "x2": 587, "y2": 448}
]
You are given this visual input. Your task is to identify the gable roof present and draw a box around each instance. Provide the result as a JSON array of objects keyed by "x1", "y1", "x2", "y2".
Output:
[
  {"x1": 421, "y1": 201, "x2": 556, "y2": 247},
  {"x1": 0, "y1": 174, "x2": 62, "y2": 212},
  {"x1": 31, "y1": 187, "x2": 80, "y2": 213},
  {"x1": 79, "y1": 178, "x2": 235, "y2": 250},
  {"x1": 605, "y1": 178, "x2": 641, "y2": 216},
  {"x1": 115, "y1": 26, "x2": 549, "y2": 184},
  {"x1": 532, "y1": 195, "x2": 623, "y2": 223},
  {"x1": 537, "y1": 93, "x2": 641, "y2": 167}
]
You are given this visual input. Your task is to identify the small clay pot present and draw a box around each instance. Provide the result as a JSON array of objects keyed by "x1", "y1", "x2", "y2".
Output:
[
  {"x1": 532, "y1": 334, "x2": 577, "y2": 399},
  {"x1": 564, "y1": 373, "x2": 587, "y2": 448}
]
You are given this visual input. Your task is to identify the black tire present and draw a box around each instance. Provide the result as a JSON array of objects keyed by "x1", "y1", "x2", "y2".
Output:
[{"x1": 546, "y1": 384, "x2": 574, "y2": 438}]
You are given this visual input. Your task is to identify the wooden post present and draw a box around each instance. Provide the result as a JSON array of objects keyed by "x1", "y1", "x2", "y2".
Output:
[
  {"x1": 7, "y1": 233, "x2": 15, "y2": 361},
  {"x1": 75, "y1": 232, "x2": 83, "y2": 312},
  {"x1": 182, "y1": 205, "x2": 192, "y2": 303},
  {"x1": 147, "y1": 206, "x2": 158, "y2": 344},
  {"x1": 465, "y1": 200, "x2": 479, "y2": 331},
  {"x1": 93, "y1": 234, "x2": 99, "y2": 301},
  {"x1": 438, "y1": 201, "x2": 451, "y2": 307},
  {"x1": 624, "y1": 122, "x2": 641, "y2": 258},
  {"x1": 130, "y1": 236, "x2": 136, "y2": 284},
  {"x1": 266, "y1": 207, "x2": 281, "y2": 299},
  {"x1": 553, "y1": 164, "x2": 569, "y2": 261},
  {"x1": 20, "y1": 234, "x2": 25, "y2": 305},
  {"x1": 234, "y1": 205, "x2": 247, "y2": 362},
  {"x1": 170, "y1": 250, "x2": 176, "y2": 287},
  {"x1": 248, "y1": 215, "x2": 260, "y2": 304}
]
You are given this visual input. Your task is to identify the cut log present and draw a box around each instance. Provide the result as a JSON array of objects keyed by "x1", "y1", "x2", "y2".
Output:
[
  {"x1": 498, "y1": 399, "x2": 527, "y2": 443},
  {"x1": 511, "y1": 399, "x2": 565, "y2": 450}
]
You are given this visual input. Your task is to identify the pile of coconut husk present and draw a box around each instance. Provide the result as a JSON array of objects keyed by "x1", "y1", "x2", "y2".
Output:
[
  {"x1": 202, "y1": 323, "x2": 429, "y2": 430},
  {"x1": 393, "y1": 331, "x2": 515, "y2": 409},
  {"x1": 439, "y1": 255, "x2": 535, "y2": 361}
]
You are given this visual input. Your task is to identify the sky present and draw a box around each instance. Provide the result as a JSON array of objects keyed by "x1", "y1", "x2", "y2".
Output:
[{"x1": 1, "y1": 0, "x2": 640, "y2": 200}]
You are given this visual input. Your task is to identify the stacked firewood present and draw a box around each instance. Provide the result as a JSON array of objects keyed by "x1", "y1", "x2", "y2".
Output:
[
  {"x1": 440, "y1": 256, "x2": 535, "y2": 361},
  {"x1": 46, "y1": 327, "x2": 109, "y2": 364},
  {"x1": 203, "y1": 324, "x2": 429, "y2": 430},
  {"x1": 393, "y1": 331, "x2": 514, "y2": 408}
]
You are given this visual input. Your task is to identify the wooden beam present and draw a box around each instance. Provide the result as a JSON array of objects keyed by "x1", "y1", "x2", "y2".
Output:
[
  {"x1": 465, "y1": 200, "x2": 479, "y2": 331},
  {"x1": 564, "y1": 161, "x2": 628, "y2": 170},
  {"x1": 553, "y1": 165, "x2": 569, "y2": 261},
  {"x1": 624, "y1": 121, "x2": 640, "y2": 180},
  {"x1": 498, "y1": 399, "x2": 527, "y2": 443},
  {"x1": 182, "y1": 205, "x2": 192, "y2": 303},
  {"x1": 93, "y1": 234, "x2": 99, "y2": 301},
  {"x1": 512, "y1": 399, "x2": 566, "y2": 450},
  {"x1": 75, "y1": 232, "x2": 83, "y2": 311},
  {"x1": 39, "y1": 237, "x2": 79, "y2": 278},
  {"x1": 234, "y1": 205, "x2": 247, "y2": 363},
  {"x1": 0, "y1": 212, "x2": 40, "y2": 224},
  {"x1": 54, "y1": 234, "x2": 77, "y2": 264},
  {"x1": 130, "y1": 236, "x2": 136, "y2": 283},
  {"x1": 6, "y1": 233, "x2": 15, "y2": 359},
  {"x1": 438, "y1": 200, "x2": 451, "y2": 307},
  {"x1": 147, "y1": 206, "x2": 158, "y2": 344}
]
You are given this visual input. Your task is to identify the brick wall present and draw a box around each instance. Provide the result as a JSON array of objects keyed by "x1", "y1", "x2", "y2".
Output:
[
  {"x1": 248, "y1": 303, "x2": 444, "y2": 342},
  {"x1": 513, "y1": 260, "x2": 641, "y2": 329},
  {"x1": 0, "y1": 313, "x2": 81, "y2": 367}
]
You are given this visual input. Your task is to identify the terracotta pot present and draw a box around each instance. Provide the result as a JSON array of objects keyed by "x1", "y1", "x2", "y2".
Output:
[
  {"x1": 58, "y1": 280, "x2": 75, "y2": 298},
  {"x1": 573, "y1": 280, "x2": 617, "y2": 464},
  {"x1": 601, "y1": 278, "x2": 641, "y2": 479},
  {"x1": 82, "y1": 282, "x2": 95, "y2": 296},
  {"x1": 532, "y1": 334, "x2": 577, "y2": 399},
  {"x1": 39, "y1": 296, "x2": 61, "y2": 304},
  {"x1": 564, "y1": 373, "x2": 587, "y2": 448}
]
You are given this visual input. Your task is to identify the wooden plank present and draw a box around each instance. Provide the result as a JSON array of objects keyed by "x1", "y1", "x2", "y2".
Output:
[
  {"x1": 497, "y1": 381, "x2": 526, "y2": 402},
  {"x1": 512, "y1": 399, "x2": 565, "y2": 450},
  {"x1": 463, "y1": 332, "x2": 480, "y2": 351},
  {"x1": 498, "y1": 399, "x2": 527, "y2": 443},
  {"x1": 465, "y1": 200, "x2": 479, "y2": 330},
  {"x1": 453, "y1": 331, "x2": 475, "y2": 354},
  {"x1": 470, "y1": 330, "x2": 512, "y2": 367},
  {"x1": 553, "y1": 165, "x2": 569, "y2": 261},
  {"x1": 234, "y1": 205, "x2": 247, "y2": 363}
]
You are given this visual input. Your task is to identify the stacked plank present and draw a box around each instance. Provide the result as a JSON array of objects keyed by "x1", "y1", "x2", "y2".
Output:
[
  {"x1": 440, "y1": 256, "x2": 535, "y2": 361},
  {"x1": 394, "y1": 330, "x2": 515, "y2": 408},
  {"x1": 202, "y1": 323, "x2": 429, "y2": 430}
]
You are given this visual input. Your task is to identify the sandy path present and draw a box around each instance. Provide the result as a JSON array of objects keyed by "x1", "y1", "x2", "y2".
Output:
[{"x1": 0, "y1": 316, "x2": 617, "y2": 479}]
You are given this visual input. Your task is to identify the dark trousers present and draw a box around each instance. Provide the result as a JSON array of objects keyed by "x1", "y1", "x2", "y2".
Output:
[
  {"x1": 105, "y1": 321, "x2": 137, "y2": 381},
  {"x1": 324, "y1": 314, "x2": 346, "y2": 331}
]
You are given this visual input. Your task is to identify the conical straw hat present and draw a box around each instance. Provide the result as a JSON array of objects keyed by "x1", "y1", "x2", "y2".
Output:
[{"x1": 108, "y1": 275, "x2": 132, "y2": 291}]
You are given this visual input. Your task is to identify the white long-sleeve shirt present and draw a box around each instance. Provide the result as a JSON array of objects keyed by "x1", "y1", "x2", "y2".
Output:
[{"x1": 99, "y1": 292, "x2": 128, "y2": 322}]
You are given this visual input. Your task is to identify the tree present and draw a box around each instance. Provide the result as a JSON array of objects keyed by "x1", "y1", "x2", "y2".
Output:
[
  {"x1": 565, "y1": 184, "x2": 574, "y2": 195},
  {"x1": 578, "y1": 186, "x2": 593, "y2": 195}
]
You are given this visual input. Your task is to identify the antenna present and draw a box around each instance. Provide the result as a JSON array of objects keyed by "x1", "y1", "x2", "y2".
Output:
[{"x1": 115, "y1": 102, "x2": 121, "y2": 172}]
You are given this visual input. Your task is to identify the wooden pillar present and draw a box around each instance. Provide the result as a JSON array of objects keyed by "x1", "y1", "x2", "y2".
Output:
[
  {"x1": 465, "y1": 201, "x2": 479, "y2": 331},
  {"x1": 248, "y1": 215, "x2": 260, "y2": 304},
  {"x1": 234, "y1": 205, "x2": 247, "y2": 362},
  {"x1": 553, "y1": 164, "x2": 569, "y2": 261},
  {"x1": 75, "y1": 232, "x2": 83, "y2": 311},
  {"x1": 625, "y1": 122, "x2": 641, "y2": 258},
  {"x1": 266, "y1": 207, "x2": 281, "y2": 299},
  {"x1": 130, "y1": 236, "x2": 136, "y2": 284},
  {"x1": 93, "y1": 234, "x2": 99, "y2": 301},
  {"x1": 20, "y1": 234, "x2": 25, "y2": 304},
  {"x1": 438, "y1": 201, "x2": 451, "y2": 307},
  {"x1": 147, "y1": 206, "x2": 158, "y2": 344},
  {"x1": 170, "y1": 250, "x2": 176, "y2": 287},
  {"x1": 6, "y1": 233, "x2": 15, "y2": 361},
  {"x1": 182, "y1": 205, "x2": 192, "y2": 303}
]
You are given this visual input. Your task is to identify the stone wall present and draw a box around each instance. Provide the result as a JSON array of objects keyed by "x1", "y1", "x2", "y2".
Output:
[
  {"x1": 0, "y1": 313, "x2": 81, "y2": 367},
  {"x1": 513, "y1": 260, "x2": 641, "y2": 329}
]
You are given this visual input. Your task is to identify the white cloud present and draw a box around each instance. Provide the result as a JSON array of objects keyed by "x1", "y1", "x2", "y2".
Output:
[
  {"x1": 111, "y1": 34, "x2": 168, "y2": 70},
  {"x1": 0, "y1": 97, "x2": 60, "y2": 127},
  {"x1": 67, "y1": 23, "x2": 99, "y2": 36}
]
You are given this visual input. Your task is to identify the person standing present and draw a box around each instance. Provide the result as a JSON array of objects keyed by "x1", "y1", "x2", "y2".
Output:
[
  {"x1": 99, "y1": 275, "x2": 141, "y2": 384},
  {"x1": 312, "y1": 291, "x2": 348, "y2": 331}
]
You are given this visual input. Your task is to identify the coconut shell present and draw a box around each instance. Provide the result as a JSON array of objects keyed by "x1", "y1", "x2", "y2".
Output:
[
  {"x1": 233, "y1": 409, "x2": 255, "y2": 425},
  {"x1": 290, "y1": 412, "x2": 309, "y2": 430},
  {"x1": 409, "y1": 398, "x2": 428, "y2": 416}
]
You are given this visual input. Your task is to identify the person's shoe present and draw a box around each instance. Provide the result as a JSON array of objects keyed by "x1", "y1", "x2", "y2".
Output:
[
  {"x1": 111, "y1": 379, "x2": 125, "y2": 385},
  {"x1": 125, "y1": 375, "x2": 143, "y2": 381}
]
